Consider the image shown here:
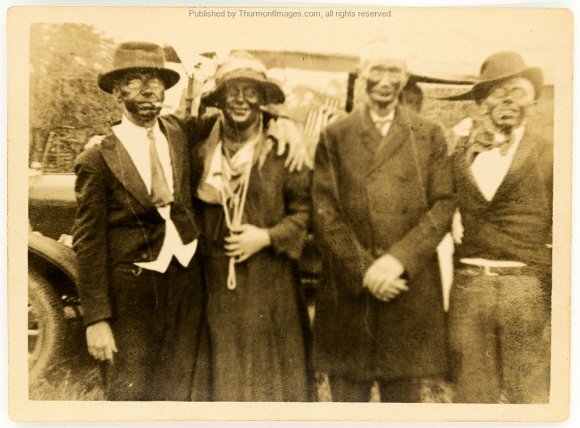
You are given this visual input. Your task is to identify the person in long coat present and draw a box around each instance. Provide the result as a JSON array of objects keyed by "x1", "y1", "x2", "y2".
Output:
[
  {"x1": 312, "y1": 41, "x2": 455, "y2": 402},
  {"x1": 194, "y1": 53, "x2": 311, "y2": 401}
]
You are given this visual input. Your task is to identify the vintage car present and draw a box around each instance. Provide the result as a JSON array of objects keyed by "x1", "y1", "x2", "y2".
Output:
[{"x1": 28, "y1": 169, "x2": 79, "y2": 381}]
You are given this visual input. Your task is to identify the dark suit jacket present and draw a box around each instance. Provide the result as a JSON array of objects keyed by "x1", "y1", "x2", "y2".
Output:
[
  {"x1": 73, "y1": 115, "x2": 199, "y2": 326},
  {"x1": 454, "y1": 129, "x2": 553, "y2": 271},
  {"x1": 312, "y1": 105, "x2": 455, "y2": 380}
]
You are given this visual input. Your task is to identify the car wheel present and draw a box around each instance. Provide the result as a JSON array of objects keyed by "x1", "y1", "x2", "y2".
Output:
[{"x1": 28, "y1": 269, "x2": 66, "y2": 382}]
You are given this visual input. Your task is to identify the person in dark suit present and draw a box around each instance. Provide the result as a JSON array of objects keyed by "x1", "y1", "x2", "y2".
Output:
[
  {"x1": 73, "y1": 41, "x2": 209, "y2": 401},
  {"x1": 446, "y1": 51, "x2": 552, "y2": 403},
  {"x1": 311, "y1": 41, "x2": 455, "y2": 402}
]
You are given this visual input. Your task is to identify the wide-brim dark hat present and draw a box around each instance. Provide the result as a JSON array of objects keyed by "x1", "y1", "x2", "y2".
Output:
[
  {"x1": 443, "y1": 51, "x2": 543, "y2": 101},
  {"x1": 202, "y1": 53, "x2": 285, "y2": 107},
  {"x1": 98, "y1": 41, "x2": 181, "y2": 94}
]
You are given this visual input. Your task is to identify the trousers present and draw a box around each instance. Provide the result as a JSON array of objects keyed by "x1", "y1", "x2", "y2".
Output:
[
  {"x1": 103, "y1": 258, "x2": 209, "y2": 401},
  {"x1": 448, "y1": 268, "x2": 551, "y2": 403}
]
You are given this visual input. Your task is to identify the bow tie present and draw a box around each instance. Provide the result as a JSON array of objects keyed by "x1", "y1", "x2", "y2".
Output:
[{"x1": 468, "y1": 129, "x2": 516, "y2": 158}]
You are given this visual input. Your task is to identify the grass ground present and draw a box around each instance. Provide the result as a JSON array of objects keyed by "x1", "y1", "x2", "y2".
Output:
[
  {"x1": 29, "y1": 319, "x2": 104, "y2": 401},
  {"x1": 28, "y1": 314, "x2": 452, "y2": 402}
]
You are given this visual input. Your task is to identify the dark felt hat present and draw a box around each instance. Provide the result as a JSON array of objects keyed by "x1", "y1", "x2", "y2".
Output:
[
  {"x1": 443, "y1": 51, "x2": 543, "y2": 101},
  {"x1": 98, "y1": 41, "x2": 181, "y2": 93},
  {"x1": 202, "y1": 52, "x2": 285, "y2": 107}
]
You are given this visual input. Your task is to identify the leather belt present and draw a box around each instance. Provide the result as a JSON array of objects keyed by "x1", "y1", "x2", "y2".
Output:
[{"x1": 458, "y1": 257, "x2": 527, "y2": 276}]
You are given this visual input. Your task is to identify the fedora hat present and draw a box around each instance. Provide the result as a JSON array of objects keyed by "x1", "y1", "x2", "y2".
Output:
[
  {"x1": 98, "y1": 41, "x2": 180, "y2": 94},
  {"x1": 202, "y1": 52, "x2": 285, "y2": 107},
  {"x1": 444, "y1": 51, "x2": 543, "y2": 101}
]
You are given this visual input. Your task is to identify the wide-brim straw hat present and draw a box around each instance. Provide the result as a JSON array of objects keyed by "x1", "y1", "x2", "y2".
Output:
[
  {"x1": 443, "y1": 51, "x2": 543, "y2": 101},
  {"x1": 202, "y1": 53, "x2": 285, "y2": 107},
  {"x1": 98, "y1": 41, "x2": 181, "y2": 94}
]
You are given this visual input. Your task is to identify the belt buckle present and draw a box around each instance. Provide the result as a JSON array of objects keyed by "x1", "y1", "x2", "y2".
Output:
[{"x1": 481, "y1": 265, "x2": 499, "y2": 276}]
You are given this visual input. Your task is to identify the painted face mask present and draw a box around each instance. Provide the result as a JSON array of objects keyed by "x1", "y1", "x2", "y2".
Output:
[
  {"x1": 221, "y1": 79, "x2": 264, "y2": 131},
  {"x1": 483, "y1": 77, "x2": 536, "y2": 133},
  {"x1": 363, "y1": 58, "x2": 408, "y2": 110},
  {"x1": 116, "y1": 72, "x2": 165, "y2": 124}
]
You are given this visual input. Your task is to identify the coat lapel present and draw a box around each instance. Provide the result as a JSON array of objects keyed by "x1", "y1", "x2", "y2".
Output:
[
  {"x1": 159, "y1": 116, "x2": 186, "y2": 199},
  {"x1": 454, "y1": 139, "x2": 490, "y2": 204},
  {"x1": 100, "y1": 133, "x2": 154, "y2": 209},
  {"x1": 357, "y1": 107, "x2": 383, "y2": 156},
  {"x1": 492, "y1": 130, "x2": 537, "y2": 202},
  {"x1": 376, "y1": 111, "x2": 408, "y2": 161},
  {"x1": 366, "y1": 107, "x2": 409, "y2": 176}
]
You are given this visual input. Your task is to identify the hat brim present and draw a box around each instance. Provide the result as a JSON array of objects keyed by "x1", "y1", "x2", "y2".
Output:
[
  {"x1": 202, "y1": 76, "x2": 285, "y2": 107},
  {"x1": 407, "y1": 74, "x2": 475, "y2": 86},
  {"x1": 440, "y1": 67, "x2": 544, "y2": 101},
  {"x1": 98, "y1": 66, "x2": 181, "y2": 94}
]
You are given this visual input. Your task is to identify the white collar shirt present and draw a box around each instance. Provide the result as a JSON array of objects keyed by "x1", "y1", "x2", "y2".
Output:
[
  {"x1": 468, "y1": 124, "x2": 525, "y2": 201},
  {"x1": 112, "y1": 115, "x2": 197, "y2": 273},
  {"x1": 369, "y1": 108, "x2": 396, "y2": 137}
]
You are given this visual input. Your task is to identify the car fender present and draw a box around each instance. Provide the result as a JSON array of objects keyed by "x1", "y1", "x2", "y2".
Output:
[{"x1": 28, "y1": 232, "x2": 78, "y2": 290}]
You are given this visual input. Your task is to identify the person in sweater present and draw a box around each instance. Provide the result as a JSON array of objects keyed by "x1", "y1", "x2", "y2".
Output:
[{"x1": 447, "y1": 51, "x2": 552, "y2": 403}]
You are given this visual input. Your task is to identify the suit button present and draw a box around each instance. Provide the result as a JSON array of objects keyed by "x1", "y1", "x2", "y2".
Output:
[{"x1": 141, "y1": 253, "x2": 148, "y2": 260}]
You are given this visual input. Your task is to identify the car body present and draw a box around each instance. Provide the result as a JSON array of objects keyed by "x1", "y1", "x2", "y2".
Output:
[{"x1": 28, "y1": 171, "x2": 80, "y2": 381}]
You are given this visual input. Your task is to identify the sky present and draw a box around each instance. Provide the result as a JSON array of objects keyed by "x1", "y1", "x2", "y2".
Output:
[{"x1": 71, "y1": 7, "x2": 569, "y2": 83}]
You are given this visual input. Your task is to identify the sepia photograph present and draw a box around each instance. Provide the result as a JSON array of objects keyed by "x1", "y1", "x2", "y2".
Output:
[{"x1": 6, "y1": 4, "x2": 573, "y2": 423}]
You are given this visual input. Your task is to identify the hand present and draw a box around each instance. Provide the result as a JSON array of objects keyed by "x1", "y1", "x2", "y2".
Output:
[
  {"x1": 86, "y1": 321, "x2": 117, "y2": 363},
  {"x1": 363, "y1": 254, "x2": 405, "y2": 294},
  {"x1": 85, "y1": 135, "x2": 105, "y2": 149},
  {"x1": 284, "y1": 141, "x2": 311, "y2": 173},
  {"x1": 370, "y1": 278, "x2": 409, "y2": 303},
  {"x1": 268, "y1": 117, "x2": 312, "y2": 172},
  {"x1": 224, "y1": 224, "x2": 271, "y2": 263}
]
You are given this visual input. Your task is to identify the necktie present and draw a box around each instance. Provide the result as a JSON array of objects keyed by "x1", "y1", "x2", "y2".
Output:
[{"x1": 147, "y1": 128, "x2": 174, "y2": 207}]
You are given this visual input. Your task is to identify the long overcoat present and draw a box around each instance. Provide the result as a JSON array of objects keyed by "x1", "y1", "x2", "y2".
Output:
[
  {"x1": 312, "y1": 105, "x2": 455, "y2": 381},
  {"x1": 194, "y1": 121, "x2": 312, "y2": 401}
]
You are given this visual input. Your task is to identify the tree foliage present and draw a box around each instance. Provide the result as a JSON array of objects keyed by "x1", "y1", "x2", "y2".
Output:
[{"x1": 30, "y1": 23, "x2": 122, "y2": 166}]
